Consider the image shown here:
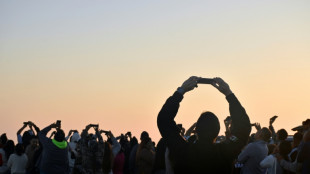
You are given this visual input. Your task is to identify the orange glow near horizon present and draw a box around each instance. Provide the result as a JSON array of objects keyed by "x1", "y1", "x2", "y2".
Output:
[{"x1": 1, "y1": 1, "x2": 310, "y2": 143}]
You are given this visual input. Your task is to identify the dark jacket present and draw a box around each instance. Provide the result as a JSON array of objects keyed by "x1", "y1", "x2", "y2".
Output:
[
  {"x1": 38, "y1": 126, "x2": 69, "y2": 174},
  {"x1": 157, "y1": 91, "x2": 251, "y2": 174},
  {"x1": 298, "y1": 141, "x2": 310, "y2": 174}
]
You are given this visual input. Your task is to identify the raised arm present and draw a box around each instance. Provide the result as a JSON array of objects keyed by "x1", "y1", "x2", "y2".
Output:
[
  {"x1": 94, "y1": 126, "x2": 103, "y2": 143},
  {"x1": 107, "y1": 131, "x2": 121, "y2": 157},
  {"x1": 157, "y1": 76, "x2": 199, "y2": 138},
  {"x1": 66, "y1": 130, "x2": 74, "y2": 141},
  {"x1": 81, "y1": 124, "x2": 92, "y2": 139},
  {"x1": 185, "y1": 122, "x2": 196, "y2": 137},
  {"x1": 28, "y1": 121, "x2": 40, "y2": 135},
  {"x1": 16, "y1": 123, "x2": 27, "y2": 143},
  {"x1": 253, "y1": 123, "x2": 262, "y2": 132},
  {"x1": 228, "y1": 94, "x2": 251, "y2": 141},
  {"x1": 38, "y1": 123, "x2": 57, "y2": 145},
  {"x1": 269, "y1": 116, "x2": 277, "y2": 143},
  {"x1": 49, "y1": 131, "x2": 56, "y2": 139},
  {"x1": 157, "y1": 76, "x2": 199, "y2": 150},
  {"x1": 17, "y1": 123, "x2": 27, "y2": 135},
  {"x1": 125, "y1": 131, "x2": 132, "y2": 141},
  {"x1": 212, "y1": 78, "x2": 251, "y2": 156}
]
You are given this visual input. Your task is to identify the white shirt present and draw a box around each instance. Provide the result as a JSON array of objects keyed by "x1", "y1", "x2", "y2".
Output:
[
  {"x1": 260, "y1": 154, "x2": 277, "y2": 174},
  {"x1": 7, "y1": 153, "x2": 28, "y2": 174}
]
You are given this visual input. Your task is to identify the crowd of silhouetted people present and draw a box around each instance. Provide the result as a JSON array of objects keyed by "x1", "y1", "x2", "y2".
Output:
[{"x1": 0, "y1": 77, "x2": 310, "y2": 174}]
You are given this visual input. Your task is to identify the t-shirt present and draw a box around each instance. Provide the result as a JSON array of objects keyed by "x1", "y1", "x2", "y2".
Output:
[
  {"x1": 238, "y1": 140, "x2": 268, "y2": 174},
  {"x1": 7, "y1": 153, "x2": 28, "y2": 174}
]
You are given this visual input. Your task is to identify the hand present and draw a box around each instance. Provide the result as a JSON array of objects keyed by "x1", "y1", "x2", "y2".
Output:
[
  {"x1": 211, "y1": 77, "x2": 232, "y2": 96},
  {"x1": 29, "y1": 122, "x2": 34, "y2": 128},
  {"x1": 253, "y1": 123, "x2": 261, "y2": 131},
  {"x1": 22, "y1": 123, "x2": 28, "y2": 128},
  {"x1": 224, "y1": 116, "x2": 232, "y2": 127},
  {"x1": 93, "y1": 126, "x2": 99, "y2": 132},
  {"x1": 125, "y1": 132, "x2": 132, "y2": 138},
  {"x1": 269, "y1": 115, "x2": 278, "y2": 125},
  {"x1": 180, "y1": 76, "x2": 200, "y2": 93}
]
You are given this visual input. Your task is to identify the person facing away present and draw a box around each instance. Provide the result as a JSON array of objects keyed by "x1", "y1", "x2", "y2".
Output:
[
  {"x1": 276, "y1": 129, "x2": 288, "y2": 145},
  {"x1": 277, "y1": 119, "x2": 310, "y2": 174},
  {"x1": 260, "y1": 140, "x2": 292, "y2": 174},
  {"x1": 157, "y1": 76, "x2": 251, "y2": 174},
  {"x1": 38, "y1": 122, "x2": 69, "y2": 174},
  {"x1": 135, "y1": 137, "x2": 155, "y2": 174},
  {"x1": 65, "y1": 130, "x2": 80, "y2": 174},
  {"x1": 289, "y1": 132, "x2": 303, "y2": 162},
  {"x1": 76, "y1": 124, "x2": 105, "y2": 174},
  {"x1": 128, "y1": 131, "x2": 149, "y2": 174},
  {"x1": 238, "y1": 127, "x2": 272, "y2": 174},
  {"x1": 25, "y1": 136, "x2": 40, "y2": 173},
  {"x1": 7, "y1": 143, "x2": 28, "y2": 174}
]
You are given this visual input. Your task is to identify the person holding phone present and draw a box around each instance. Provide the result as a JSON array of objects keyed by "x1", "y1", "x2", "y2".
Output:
[
  {"x1": 38, "y1": 121, "x2": 69, "y2": 174},
  {"x1": 74, "y1": 124, "x2": 105, "y2": 174},
  {"x1": 157, "y1": 76, "x2": 251, "y2": 174}
]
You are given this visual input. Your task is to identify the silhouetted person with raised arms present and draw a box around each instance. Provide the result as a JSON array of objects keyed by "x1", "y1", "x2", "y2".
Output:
[
  {"x1": 38, "y1": 121, "x2": 69, "y2": 174},
  {"x1": 157, "y1": 76, "x2": 251, "y2": 174}
]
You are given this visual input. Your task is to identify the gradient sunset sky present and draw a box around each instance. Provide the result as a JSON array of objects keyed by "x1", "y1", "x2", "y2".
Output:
[{"x1": 1, "y1": 1, "x2": 310, "y2": 143}]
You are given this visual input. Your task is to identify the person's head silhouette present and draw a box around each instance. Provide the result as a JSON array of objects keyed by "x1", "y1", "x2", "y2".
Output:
[
  {"x1": 54, "y1": 129, "x2": 65, "y2": 142},
  {"x1": 196, "y1": 112, "x2": 220, "y2": 142},
  {"x1": 140, "y1": 131, "x2": 149, "y2": 142},
  {"x1": 255, "y1": 127, "x2": 271, "y2": 142},
  {"x1": 276, "y1": 129, "x2": 288, "y2": 141}
]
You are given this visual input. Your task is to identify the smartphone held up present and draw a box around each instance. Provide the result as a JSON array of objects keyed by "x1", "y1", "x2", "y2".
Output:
[
  {"x1": 56, "y1": 120, "x2": 61, "y2": 129},
  {"x1": 197, "y1": 78, "x2": 214, "y2": 84}
]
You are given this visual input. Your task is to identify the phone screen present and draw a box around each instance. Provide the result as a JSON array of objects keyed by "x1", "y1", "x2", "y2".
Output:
[
  {"x1": 197, "y1": 78, "x2": 214, "y2": 84},
  {"x1": 56, "y1": 120, "x2": 61, "y2": 128}
]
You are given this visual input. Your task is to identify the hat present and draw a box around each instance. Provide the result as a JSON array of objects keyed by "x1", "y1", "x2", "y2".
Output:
[{"x1": 292, "y1": 125, "x2": 303, "y2": 131}]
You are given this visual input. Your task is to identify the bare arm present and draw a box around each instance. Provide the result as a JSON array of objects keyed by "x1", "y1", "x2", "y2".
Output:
[{"x1": 17, "y1": 123, "x2": 27, "y2": 135}]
